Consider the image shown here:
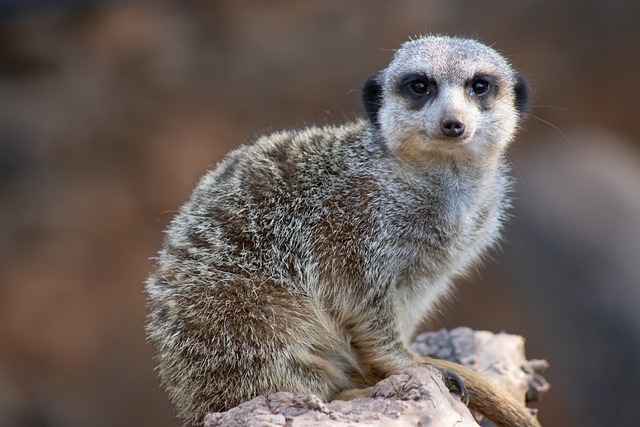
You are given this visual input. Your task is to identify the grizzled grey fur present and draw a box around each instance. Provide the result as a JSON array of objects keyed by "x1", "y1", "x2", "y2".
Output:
[{"x1": 145, "y1": 35, "x2": 532, "y2": 426}]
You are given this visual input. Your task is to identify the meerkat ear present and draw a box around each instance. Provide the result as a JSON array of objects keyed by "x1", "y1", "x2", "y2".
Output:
[
  {"x1": 514, "y1": 73, "x2": 530, "y2": 116},
  {"x1": 362, "y1": 73, "x2": 383, "y2": 128}
]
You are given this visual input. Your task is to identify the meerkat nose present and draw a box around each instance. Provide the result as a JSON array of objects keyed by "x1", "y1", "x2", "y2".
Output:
[{"x1": 440, "y1": 117, "x2": 466, "y2": 138}]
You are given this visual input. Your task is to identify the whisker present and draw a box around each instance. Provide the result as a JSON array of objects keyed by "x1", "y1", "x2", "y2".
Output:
[
  {"x1": 505, "y1": 154, "x2": 525, "y2": 185},
  {"x1": 525, "y1": 113, "x2": 571, "y2": 144},
  {"x1": 530, "y1": 104, "x2": 569, "y2": 111}
]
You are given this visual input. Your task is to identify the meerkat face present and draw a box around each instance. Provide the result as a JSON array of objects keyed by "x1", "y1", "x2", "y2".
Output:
[{"x1": 362, "y1": 36, "x2": 528, "y2": 165}]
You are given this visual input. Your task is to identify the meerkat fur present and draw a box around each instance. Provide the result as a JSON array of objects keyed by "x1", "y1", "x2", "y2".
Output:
[{"x1": 145, "y1": 35, "x2": 536, "y2": 426}]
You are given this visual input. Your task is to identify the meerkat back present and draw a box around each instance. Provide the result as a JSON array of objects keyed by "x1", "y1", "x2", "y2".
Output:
[
  {"x1": 145, "y1": 122, "x2": 378, "y2": 423},
  {"x1": 145, "y1": 35, "x2": 537, "y2": 427}
]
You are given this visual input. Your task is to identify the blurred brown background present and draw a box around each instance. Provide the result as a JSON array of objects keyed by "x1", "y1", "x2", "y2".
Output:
[{"x1": 1, "y1": 1, "x2": 639, "y2": 426}]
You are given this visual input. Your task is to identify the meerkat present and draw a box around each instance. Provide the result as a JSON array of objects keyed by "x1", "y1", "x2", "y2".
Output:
[{"x1": 145, "y1": 35, "x2": 536, "y2": 426}]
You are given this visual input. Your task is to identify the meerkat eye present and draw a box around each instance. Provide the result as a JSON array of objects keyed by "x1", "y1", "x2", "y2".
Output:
[
  {"x1": 409, "y1": 79, "x2": 430, "y2": 95},
  {"x1": 396, "y1": 74, "x2": 438, "y2": 101},
  {"x1": 400, "y1": 75, "x2": 435, "y2": 98},
  {"x1": 470, "y1": 78, "x2": 491, "y2": 96}
]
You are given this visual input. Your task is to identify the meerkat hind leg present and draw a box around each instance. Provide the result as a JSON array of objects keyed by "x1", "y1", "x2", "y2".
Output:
[{"x1": 330, "y1": 387, "x2": 373, "y2": 401}]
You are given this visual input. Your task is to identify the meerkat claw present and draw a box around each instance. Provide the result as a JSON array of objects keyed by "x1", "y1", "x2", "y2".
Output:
[{"x1": 439, "y1": 368, "x2": 470, "y2": 406}]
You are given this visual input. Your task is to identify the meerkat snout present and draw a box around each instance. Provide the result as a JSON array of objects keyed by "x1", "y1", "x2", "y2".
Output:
[
  {"x1": 434, "y1": 86, "x2": 476, "y2": 140},
  {"x1": 440, "y1": 116, "x2": 466, "y2": 138}
]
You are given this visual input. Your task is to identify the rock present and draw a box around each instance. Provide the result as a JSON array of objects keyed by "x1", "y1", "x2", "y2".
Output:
[{"x1": 203, "y1": 328, "x2": 548, "y2": 426}]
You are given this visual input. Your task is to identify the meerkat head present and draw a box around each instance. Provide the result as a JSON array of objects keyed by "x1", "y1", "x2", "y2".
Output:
[{"x1": 363, "y1": 36, "x2": 529, "y2": 165}]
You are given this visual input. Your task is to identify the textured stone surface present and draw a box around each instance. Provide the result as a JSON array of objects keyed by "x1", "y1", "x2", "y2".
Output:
[
  {"x1": 204, "y1": 328, "x2": 548, "y2": 426},
  {"x1": 204, "y1": 366, "x2": 478, "y2": 427}
]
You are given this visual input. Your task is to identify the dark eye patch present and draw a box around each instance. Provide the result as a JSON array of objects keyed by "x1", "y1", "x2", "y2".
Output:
[
  {"x1": 470, "y1": 78, "x2": 490, "y2": 96},
  {"x1": 398, "y1": 74, "x2": 437, "y2": 100},
  {"x1": 466, "y1": 74, "x2": 501, "y2": 111},
  {"x1": 468, "y1": 75, "x2": 494, "y2": 97},
  {"x1": 396, "y1": 74, "x2": 437, "y2": 110}
]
